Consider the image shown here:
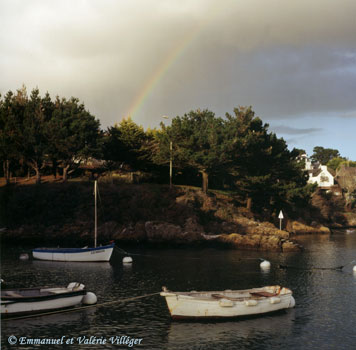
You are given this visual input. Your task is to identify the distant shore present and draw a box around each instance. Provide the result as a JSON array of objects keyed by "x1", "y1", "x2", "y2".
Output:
[{"x1": 1, "y1": 179, "x2": 355, "y2": 252}]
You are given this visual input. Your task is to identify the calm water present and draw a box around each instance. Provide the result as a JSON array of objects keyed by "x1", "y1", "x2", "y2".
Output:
[{"x1": 1, "y1": 230, "x2": 356, "y2": 350}]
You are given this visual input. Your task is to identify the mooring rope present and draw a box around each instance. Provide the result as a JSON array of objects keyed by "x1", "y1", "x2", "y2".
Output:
[
  {"x1": 279, "y1": 260, "x2": 356, "y2": 271},
  {"x1": 114, "y1": 246, "x2": 209, "y2": 260},
  {"x1": 2, "y1": 291, "x2": 161, "y2": 322}
]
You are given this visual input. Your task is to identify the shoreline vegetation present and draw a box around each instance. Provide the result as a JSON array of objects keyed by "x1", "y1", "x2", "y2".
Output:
[{"x1": 1, "y1": 178, "x2": 355, "y2": 252}]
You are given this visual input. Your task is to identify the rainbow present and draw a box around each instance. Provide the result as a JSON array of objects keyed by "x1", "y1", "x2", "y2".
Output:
[
  {"x1": 125, "y1": 28, "x2": 200, "y2": 120},
  {"x1": 125, "y1": 6, "x2": 220, "y2": 121}
]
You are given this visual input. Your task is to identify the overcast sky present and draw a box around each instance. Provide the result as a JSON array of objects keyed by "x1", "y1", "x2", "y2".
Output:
[{"x1": 1, "y1": 0, "x2": 356, "y2": 159}]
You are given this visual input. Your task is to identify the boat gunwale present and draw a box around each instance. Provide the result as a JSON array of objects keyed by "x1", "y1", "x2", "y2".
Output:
[
  {"x1": 1, "y1": 289, "x2": 86, "y2": 303},
  {"x1": 160, "y1": 286, "x2": 292, "y2": 302},
  {"x1": 33, "y1": 243, "x2": 114, "y2": 254}
]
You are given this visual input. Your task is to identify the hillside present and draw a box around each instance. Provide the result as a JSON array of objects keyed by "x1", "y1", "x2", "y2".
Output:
[{"x1": 1, "y1": 180, "x2": 351, "y2": 251}]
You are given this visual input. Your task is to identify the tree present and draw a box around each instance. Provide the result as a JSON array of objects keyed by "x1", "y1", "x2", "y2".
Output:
[
  {"x1": 311, "y1": 146, "x2": 341, "y2": 164},
  {"x1": 103, "y1": 117, "x2": 148, "y2": 170},
  {"x1": 293, "y1": 148, "x2": 307, "y2": 156},
  {"x1": 336, "y1": 164, "x2": 356, "y2": 208},
  {"x1": 48, "y1": 97, "x2": 102, "y2": 181},
  {"x1": 21, "y1": 88, "x2": 47, "y2": 183},
  {"x1": 327, "y1": 157, "x2": 347, "y2": 171},
  {"x1": 224, "y1": 106, "x2": 273, "y2": 210},
  {"x1": 0, "y1": 86, "x2": 103, "y2": 183},
  {"x1": 224, "y1": 106, "x2": 310, "y2": 214},
  {"x1": 0, "y1": 91, "x2": 19, "y2": 184},
  {"x1": 1, "y1": 87, "x2": 54, "y2": 184},
  {"x1": 153, "y1": 109, "x2": 227, "y2": 193}
]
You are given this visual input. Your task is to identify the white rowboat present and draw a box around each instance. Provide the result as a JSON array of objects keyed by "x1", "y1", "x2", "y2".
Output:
[
  {"x1": 160, "y1": 285, "x2": 295, "y2": 319},
  {"x1": 32, "y1": 181, "x2": 114, "y2": 262},
  {"x1": 1, "y1": 282, "x2": 87, "y2": 317}
]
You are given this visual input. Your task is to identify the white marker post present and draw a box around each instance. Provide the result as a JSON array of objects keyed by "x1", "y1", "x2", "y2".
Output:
[{"x1": 278, "y1": 210, "x2": 284, "y2": 230}]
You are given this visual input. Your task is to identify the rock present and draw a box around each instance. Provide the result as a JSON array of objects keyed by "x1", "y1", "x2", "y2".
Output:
[
  {"x1": 220, "y1": 221, "x2": 240, "y2": 234},
  {"x1": 184, "y1": 217, "x2": 204, "y2": 233},
  {"x1": 145, "y1": 221, "x2": 183, "y2": 242},
  {"x1": 287, "y1": 221, "x2": 330, "y2": 235},
  {"x1": 344, "y1": 213, "x2": 356, "y2": 226},
  {"x1": 319, "y1": 226, "x2": 331, "y2": 234},
  {"x1": 217, "y1": 233, "x2": 282, "y2": 251},
  {"x1": 282, "y1": 241, "x2": 303, "y2": 252},
  {"x1": 98, "y1": 221, "x2": 121, "y2": 241},
  {"x1": 235, "y1": 217, "x2": 289, "y2": 239},
  {"x1": 113, "y1": 222, "x2": 146, "y2": 242},
  {"x1": 259, "y1": 235, "x2": 281, "y2": 251},
  {"x1": 216, "y1": 232, "x2": 302, "y2": 252}
]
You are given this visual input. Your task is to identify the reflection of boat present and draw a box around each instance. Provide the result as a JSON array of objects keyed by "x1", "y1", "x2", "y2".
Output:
[
  {"x1": 31, "y1": 260, "x2": 113, "y2": 271},
  {"x1": 346, "y1": 229, "x2": 356, "y2": 234},
  {"x1": 167, "y1": 311, "x2": 295, "y2": 344},
  {"x1": 32, "y1": 181, "x2": 114, "y2": 262},
  {"x1": 160, "y1": 285, "x2": 295, "y2": 319},
  {"x1": 1, "y1": 282, "x2": 87, "y2": 317},
  {"x1": 2, "y1": 307, "x2": 95, "y2": 334}
]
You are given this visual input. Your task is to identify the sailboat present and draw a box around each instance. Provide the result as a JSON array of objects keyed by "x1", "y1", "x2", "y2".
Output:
[{"x1": 32, "y1": 181, "x2": 114, "y2": 262}]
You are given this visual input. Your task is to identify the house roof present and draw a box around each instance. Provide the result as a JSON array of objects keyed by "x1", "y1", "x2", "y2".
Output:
[
  {"x1": 327, "y1": 167, "x2": 336, "y2": 177},
  {"x1": 308, "y1": 167, "x2": 335, "y2": 178},
  {"x1": 308, "y1": 168, "x2": 322, "y2": 177}
]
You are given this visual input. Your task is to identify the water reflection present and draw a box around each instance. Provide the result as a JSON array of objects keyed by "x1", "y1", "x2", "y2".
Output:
[
  {"x1": 3, "y1": 308, "x2": 96, "y2": 336},
  {"x1": 166, "y1": 310, "x2": 296, "y2": 349}
]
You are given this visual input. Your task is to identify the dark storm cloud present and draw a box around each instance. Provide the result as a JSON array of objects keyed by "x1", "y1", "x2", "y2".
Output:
[{"x1": 1, "y1": 0, "x2": 356, "y2": 129}]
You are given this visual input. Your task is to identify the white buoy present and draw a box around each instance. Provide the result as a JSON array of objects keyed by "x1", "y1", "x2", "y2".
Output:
[
  {"x1": 260, "y1": 259, "x2": 271, "y2": 269},
  {"x1": 289, "y1": 296, "x2": 296, "y2": 308},
  {"x1": 123, "y1": 256, "x2": 133, "y2": 264},
  {"x1": 82, "y1": 292, "x2": 97, "y2": 305},
  {"x1": 19, "y1": 253, "x2": 29, "y2": 260},
  {"x1": 353, "y1": 265, "x2": 356, "y2": 272}
]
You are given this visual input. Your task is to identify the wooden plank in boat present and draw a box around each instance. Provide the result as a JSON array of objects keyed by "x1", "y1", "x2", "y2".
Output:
[{"x1": 250, "y1": 291, "x2": 277, "y2": 297}]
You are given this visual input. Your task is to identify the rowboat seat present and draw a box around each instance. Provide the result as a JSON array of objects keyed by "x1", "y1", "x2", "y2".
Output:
[
  {"x1": 4, "y1": 290, "x2": 56, "y2": 298},
  {"x1": 250, "y1": 291, "x2": 277, "y2": 297},
  {"x1": 211, "y1": 294, "x2": 245, "y2": 301},
  {"x1": 5, "y1": 291, "x2": 22, "y2": 297}
]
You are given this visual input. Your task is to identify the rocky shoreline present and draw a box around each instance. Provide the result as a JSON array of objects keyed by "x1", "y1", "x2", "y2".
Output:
[
  {"x1": 1, "y1": 216, "x2": 333, "y2": 252},
  {"x1": 1, "y1": 182, "x2": 352, "y2": 252}
]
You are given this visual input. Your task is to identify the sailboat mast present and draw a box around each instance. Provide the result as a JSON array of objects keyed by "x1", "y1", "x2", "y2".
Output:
[{"x1": 94, "y1": 180, "x2": 97, "y2": 248}]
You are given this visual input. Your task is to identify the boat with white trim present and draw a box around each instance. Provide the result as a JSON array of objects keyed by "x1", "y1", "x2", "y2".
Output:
[
  {"x1": 32, "y1": 181, "x2": 114, "y2": 262},
  {"x1": 160, "y1": 285, "x2": 295, "y2": 319},
  {"x1": 1, "y1": 282, "x2": 87, "y2": 317},
  {"x1": 32, "y1": 244, "x2": 114, "y2": 262}
]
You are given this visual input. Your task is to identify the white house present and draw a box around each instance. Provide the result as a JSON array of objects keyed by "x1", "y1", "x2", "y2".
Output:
[
  {"x1": 308, "y1": 165, "x2": 334, "y2": 187},
  {"x1": 299, "y1": 154, "x2": 335, "y2": 188}
]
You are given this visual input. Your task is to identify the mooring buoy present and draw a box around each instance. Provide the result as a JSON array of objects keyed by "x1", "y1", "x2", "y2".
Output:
[
  {"x1": 82, "y1": 292, "x2": 97, "y2": 305},
  {"x1": 260, "y1": 259, "x2": 271, "y2": 269},
  {"x1": 123, "y1": 256, "x2": 133, "y2": 264}
]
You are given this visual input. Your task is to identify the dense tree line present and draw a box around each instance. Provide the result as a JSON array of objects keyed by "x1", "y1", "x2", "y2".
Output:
[
  {"x1": 0, "y1": 86, "x2": 101, "y2": 184},
  {"x1": 309, "y1": 146, "x2": 356, "y2": 171},
  {"x1": 153, "y1": 107, "x2": 315, "y2": 214},
  {"x1": 1, "y1": 86, "x2": 317, "y2": 216}
]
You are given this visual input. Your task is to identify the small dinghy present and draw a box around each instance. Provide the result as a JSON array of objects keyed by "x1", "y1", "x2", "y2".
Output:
[
  {"x1": 1, "y1": 282, "x2": 87, "y2": 317},
  {"x1": 160, "y1": 285, "x2": 295, "y2": 319}
]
